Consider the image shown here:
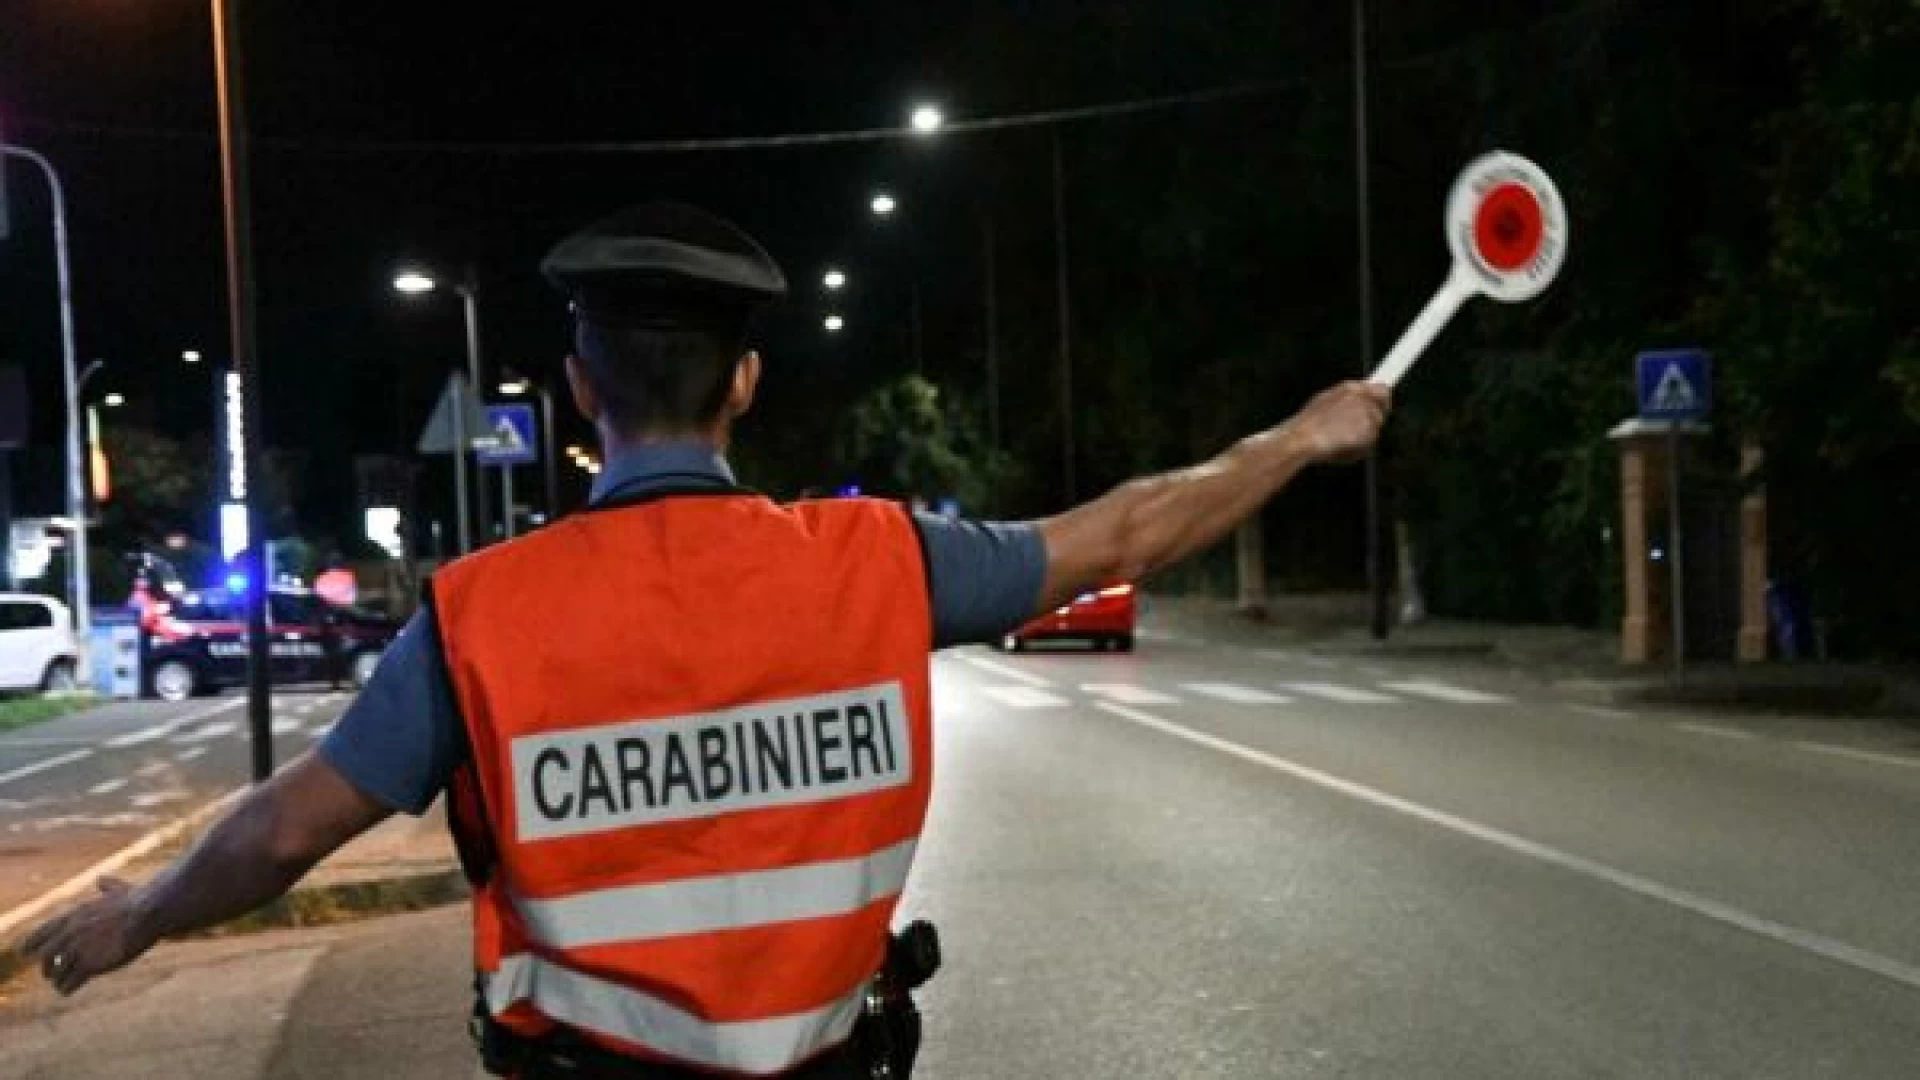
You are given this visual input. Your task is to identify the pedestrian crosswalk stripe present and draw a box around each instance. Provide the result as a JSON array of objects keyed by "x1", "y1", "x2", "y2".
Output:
[
  {"x1": 271, "y1": 716, "x2": 304, "y2": 734},
  {"x1": 1181, "y1": 682, "x2": 1293, "y2": 705},
  {"x1": 1279, "y1": 682, "x2": 1400, "y2": 704},
  {"x1": 1080, "y1": 683, "x2": 1181, "y2": 706},
  {"x1": 980, "y1": 685, "x2": 1069, "y2": 709},
  {"x1": 956, "y1": 653, "x2": 1053, "y2": 688},
  {"x1": 1381, "y1": 680, "x2": 1512, "y2": 705}
]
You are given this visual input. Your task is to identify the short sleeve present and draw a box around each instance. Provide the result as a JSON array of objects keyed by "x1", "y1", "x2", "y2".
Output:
[
  {"x1": 317, "y1": 611, "x2": 462, "y2": 815},
  {"x1": 911, "y1": 513, "x2": 1047, "y2": 649}
]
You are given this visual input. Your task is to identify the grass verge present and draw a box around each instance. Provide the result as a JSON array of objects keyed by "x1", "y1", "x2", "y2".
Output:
[{"x1": 0, "y1": 694, "x2": 98, "y2": 735}]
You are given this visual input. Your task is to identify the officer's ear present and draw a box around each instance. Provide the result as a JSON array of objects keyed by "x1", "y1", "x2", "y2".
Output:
[
  {"x1": 724, "y1": 351, "x2": 762, "y2": 421},
  {"x1": 564, "y1": 354, "x2": 601, "y2": 424}
]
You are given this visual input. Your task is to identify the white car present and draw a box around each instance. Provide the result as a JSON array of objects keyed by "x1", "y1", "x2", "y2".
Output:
[{"x1": 0, "y1": 594, "x2": 81, "y2": 695}]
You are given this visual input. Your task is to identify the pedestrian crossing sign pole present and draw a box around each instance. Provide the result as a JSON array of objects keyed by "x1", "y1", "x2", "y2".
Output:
[{"x1": 1635, "y1": 349, "x2": 1712, "y2": 679}]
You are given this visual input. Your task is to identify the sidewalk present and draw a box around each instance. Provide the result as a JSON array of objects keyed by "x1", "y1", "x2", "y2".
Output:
[{"x1": 1144, "y1": 593, "x2": 1920, "y2": 718}]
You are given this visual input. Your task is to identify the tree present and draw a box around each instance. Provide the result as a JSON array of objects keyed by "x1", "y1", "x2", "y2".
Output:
[{"x1": 837, "y1": 375, "x2": 1018, "y2": 513}]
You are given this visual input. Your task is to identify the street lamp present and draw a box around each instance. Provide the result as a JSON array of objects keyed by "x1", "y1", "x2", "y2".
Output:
[
  {"x1": 392, "y1": 263, "x2": 488, "y2": 552},
  {"x1": 823, "y1": 268, "x2": 848, "y2": 291},
  {"x1": 870, "y1": 192, "x2": 897, "y2": 218},
  {"x1": 909, "y1": 105, "x2": 944, "y2": 135},
  {"x1": 181, "y1": 349, "x2": 203, "y2": 364},
  {"x1": 823, "y1": 314, "x2": 845, "y2": 333},
  {"x1": 497, "y1": 366, "x2": 559, "y2": 524}
]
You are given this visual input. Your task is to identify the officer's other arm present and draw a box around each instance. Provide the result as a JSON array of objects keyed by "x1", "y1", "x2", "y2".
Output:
[{"x1": 1036, "y1": 381, "x2": 1389, "y2": 610}]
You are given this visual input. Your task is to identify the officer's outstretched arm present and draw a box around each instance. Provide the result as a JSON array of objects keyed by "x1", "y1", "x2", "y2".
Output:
[
  {"x1": 1035, "y1": 381, "x2": 1389, "y2": 612},
  {"x1": 22, "y1": 750, "x2": 391, "y2": 994}
]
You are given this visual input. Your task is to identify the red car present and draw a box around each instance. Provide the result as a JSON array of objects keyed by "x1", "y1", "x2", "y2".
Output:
[{"x1": 1000, "y1": 583, "x2": 1136, "y2": 652}]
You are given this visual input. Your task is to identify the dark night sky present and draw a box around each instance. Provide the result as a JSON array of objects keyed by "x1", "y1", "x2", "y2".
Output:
[{"x1": 4, "y1": 2, "x2": 1197, "y2": 531}]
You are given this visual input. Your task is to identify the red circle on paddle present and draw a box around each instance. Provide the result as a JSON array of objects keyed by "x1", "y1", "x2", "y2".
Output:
[{"x1": 1473, "y1": 182, "x2": 1545, "y2": 272}]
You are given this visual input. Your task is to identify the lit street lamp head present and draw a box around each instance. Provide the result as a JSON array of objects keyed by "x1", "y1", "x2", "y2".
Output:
[
  {"x1": 823, "y1": 269, "x2": 848, "y2": 291},
  {"x1": 498, "y1": 379, "x2": 530, "y2": 397},
  {"x1": 824, "y1": 314, "x2": 845, "y2": 333},
  {"x1": 870, "y1": 193, "x2": 897, "y2": 217},
  {"x1": 181, "y1": 349, "x2": 202, "y2": 364},
  {"x1": 392, "y1": 270, "x2": 438, "y2": 295},
  {"x1": 909, "y1": 105, "x2": 944, "y2": 135},
  {"x1": 103, "y1": 392, "x2": 125, "y2": 408}
]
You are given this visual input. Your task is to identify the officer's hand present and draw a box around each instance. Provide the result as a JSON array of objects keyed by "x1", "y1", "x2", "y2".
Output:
[
  {"x1": 1289, "y1": 381, "x2": 1392, "y2": 464},
  {"x1": 20, "y1": 876, "x2": 158, "y2": 996}
]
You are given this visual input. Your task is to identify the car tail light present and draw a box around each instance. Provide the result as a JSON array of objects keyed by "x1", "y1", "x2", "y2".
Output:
[{"x1": 1097, "y1": 584, "x2": 1135, "y2": 598}]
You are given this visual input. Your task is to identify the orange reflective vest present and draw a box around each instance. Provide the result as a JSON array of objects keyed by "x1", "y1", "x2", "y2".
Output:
[{"x1": 431, "y1": 490, "x2": 934, "y2": 1076}]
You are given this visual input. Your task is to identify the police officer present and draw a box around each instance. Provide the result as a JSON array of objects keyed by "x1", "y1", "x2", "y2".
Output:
[{"x1": 23, "y1": 202, "x2": 1389, "y2": 1077}]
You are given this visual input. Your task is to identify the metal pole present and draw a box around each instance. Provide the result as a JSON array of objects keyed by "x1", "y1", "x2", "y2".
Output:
[
  {"x1": 0, "y1": 450, "x2": 13, "y2": 592},
  {"x1": 540, "y1": 385, "x2": 558, "y2": 522},
  {"x1": 451, "y1": 373, "x2": 472, "y2": 555},
  {"x1": 1354, "y1": 0, "x2": 1388, "y2": 641},
  {"x1": 983, "y1": 218, "x2": 1000, "y2": 451},
  {"x1": 211, "y1": 0, "x2": 272, "y2": 782},
  {"x1": 1052, "y1": 130, "x2": 1076, "y2": 503},
  {"x1": 0, "y1": 146, "x2": 91, "y2": 681},
  {"x1": 86, "y1": 404, "x2": 101, "y2": 512},
  {"x1": 1667, "y1": 424, "x2": 1686, "y2": 681},
  {"x1": 501, "y1": 466, "x2": 516, "y2": 540},
  {"x1": 460, "y1": 277, "x2": 490, "y2": 544}
]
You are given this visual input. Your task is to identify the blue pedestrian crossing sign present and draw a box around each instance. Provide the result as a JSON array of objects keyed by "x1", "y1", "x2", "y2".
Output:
[
  {"x1": 477, "y1": 404, "x2": 538, "y2": 466},
  {"x1": 1635, "y1": 349, "x2": 1711, "y2": 422}
]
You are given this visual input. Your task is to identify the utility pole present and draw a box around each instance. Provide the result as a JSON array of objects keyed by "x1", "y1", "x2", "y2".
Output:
[
  {"x1": 1354, "y1": 0, "x2": 1389, "y2": 641},
  {"x1": 212, "y1": 0, "x2": 273, "y2": 781}
]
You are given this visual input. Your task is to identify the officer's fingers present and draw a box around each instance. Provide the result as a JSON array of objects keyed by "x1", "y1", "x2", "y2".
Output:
[{"x1": 19, "y1": 915, "x2": 60, "y2": 956}]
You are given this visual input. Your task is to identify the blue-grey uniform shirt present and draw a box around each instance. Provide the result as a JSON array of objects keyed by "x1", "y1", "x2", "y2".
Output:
[{"x1": 319, "y1": 444, "x2": 1046, "y2": 814}]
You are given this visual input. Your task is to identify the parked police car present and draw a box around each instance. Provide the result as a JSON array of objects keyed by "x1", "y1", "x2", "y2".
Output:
[{"x1": 143, "y1": 588, "x2": 398, "y2": 702}]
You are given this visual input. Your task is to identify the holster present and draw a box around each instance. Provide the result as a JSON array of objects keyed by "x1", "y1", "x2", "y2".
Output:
[{"x1": 475, "y1": 921, "x2": 941, "y2": 1080}]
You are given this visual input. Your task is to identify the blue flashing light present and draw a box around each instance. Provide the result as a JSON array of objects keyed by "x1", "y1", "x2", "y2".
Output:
[
  {"x1": 837, "y1": 484, "x2": 863, "y2": 498},
  {"x1": 225, "y1": 570, "x2": 250, "y2": 595}
]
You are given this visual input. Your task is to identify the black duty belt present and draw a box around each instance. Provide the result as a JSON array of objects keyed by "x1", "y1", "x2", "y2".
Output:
[{"x1": 477, "y1": 922, "x2": 941, "y2": 1080}]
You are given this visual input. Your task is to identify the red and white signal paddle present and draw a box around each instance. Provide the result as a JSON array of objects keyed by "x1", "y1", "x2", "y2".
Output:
[{"x1": 1368, "y1": 151, "x2": 1568, "y2": 388}]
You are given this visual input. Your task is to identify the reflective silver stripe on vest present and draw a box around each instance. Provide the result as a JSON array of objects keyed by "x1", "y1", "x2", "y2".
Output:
[
  {"x1": 488, "y1": 953, "x2": 866, "y2": 1076},
  {"x1": 512, "y1": 837, "x2": 917, "y2": 949}
]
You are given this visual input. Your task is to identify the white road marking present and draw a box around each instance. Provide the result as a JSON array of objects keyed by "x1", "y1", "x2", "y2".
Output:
[
  {"x1": 1093, "y1": 701, "x2": 1920, "y2": 995},
  {"x1": 956, "y1": 653, "x2": 1053, "y2": 688},
  {"x1": 1357, "y1": 664, "x2": 1392, "y2": 678},
  {"x1": 979, "y1": 685, "x2": 1070, "y2": 709},
  {"x1": 272, "y1": 716, "x2": 304, "y2": 734},
  {"x1": 1570, "y1": 704, "x2": 1634, "y2": 720},
  {"x1": 88, "y1": 778, "x2": 128, "y2": 796},
  {"x1": 104, "y1": 699, "x2": 244, "y2": 748},
  {"x1": 0, "y1": 749, "x2": 94, "y2": 789},
  {"x1": 1182, "y1": 682, "x2": 1293, "y2": 706},
  {"x1": 1280, "y1": 682, "x2": 1401, "y2": 705},
  {"x1": 1297, "y1": 656, "x2": 1342, "y2": 670},
  {"x1": 175, "y1": 747, "x2": 209, "y2": 762},
  {"x1": 1675, "y1": 722, "x2": 1756, "y2": 741},
  {"x1": 134, "y1": 762, "x2": 170, "y2": 778},
  {"x1": 1383, "y1": 680, "x2": 1512, "y2": 705},
  {"x1": 130, "y1": 790, "x2": 191, "y2": 809},
  {"x1": 306, "y1": 725, "x2": 334, "y2": 741},
  {"x1": 1080, "y1": 683, "x2": 1181, "y2": 706},
  {"x1": 1795, "y1": 742, "x2": 1920, "y2": 770},
  {"x1": 170, "y1": 720, "x2": 239, "y2": 744}
]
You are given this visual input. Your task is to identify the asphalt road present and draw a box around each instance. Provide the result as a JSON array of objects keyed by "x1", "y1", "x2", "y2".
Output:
[
  {"x1": 4, "y1": 638, "x2": 1920, "y2": 1077},
  {"x1": 0, "y1": 688, "x2": 355, "y2": 913}
]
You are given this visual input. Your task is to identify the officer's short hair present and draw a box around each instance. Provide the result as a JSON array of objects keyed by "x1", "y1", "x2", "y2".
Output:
[
  {"x1": 542, "y1": 202, "x2": 788, "y2": 435},
  {"x1": 570, "y1": 313, "x2": 749, "y2": 434}
]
